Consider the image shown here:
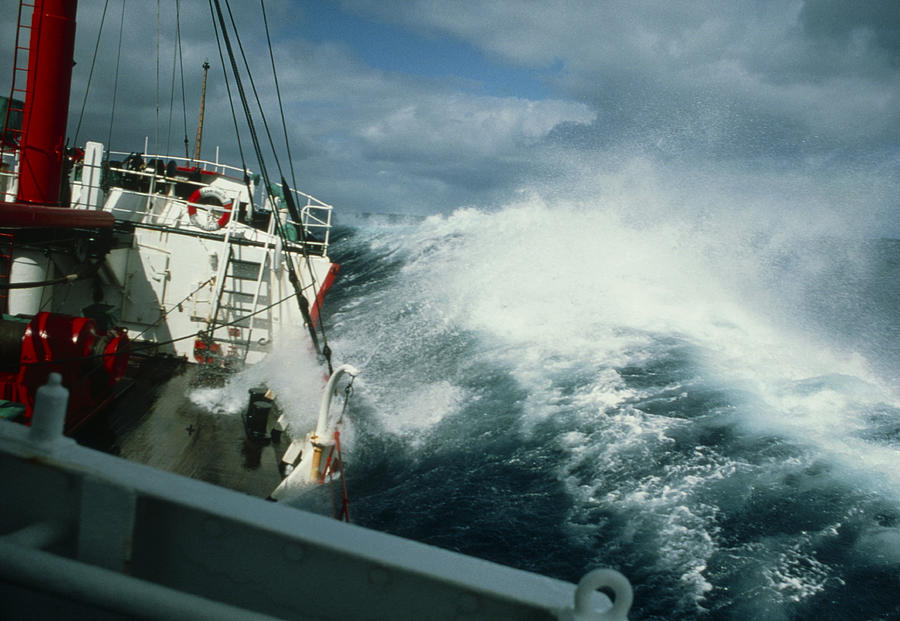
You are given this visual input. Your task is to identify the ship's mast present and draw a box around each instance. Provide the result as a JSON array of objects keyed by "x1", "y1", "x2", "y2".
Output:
[
  {"x1": 193, "y1": 61, "x2": 210, "y2": 163},
  {"x1": 17, "y1": 0, "x2": 78, "y2": 205}
]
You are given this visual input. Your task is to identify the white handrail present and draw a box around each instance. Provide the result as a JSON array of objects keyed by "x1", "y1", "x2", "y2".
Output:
[
  {"x1": 314, "y1": 364, "x2": 360, "y2": 441},
  {"x1": 0, "y1": 535, "x2": 281, "y2": 621},
  {"x1": 94, "y1": 158, "x2": 333, "y2": 255}
]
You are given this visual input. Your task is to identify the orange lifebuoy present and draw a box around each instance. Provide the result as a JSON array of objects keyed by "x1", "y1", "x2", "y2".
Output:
[{"x1": 187, "y1": 186, "x2": 233, "y2": 230}]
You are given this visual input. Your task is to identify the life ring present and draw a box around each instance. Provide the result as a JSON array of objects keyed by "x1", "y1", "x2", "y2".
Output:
[{"x1": 187, "y1": 186, "x2": 233, "y2": 231}]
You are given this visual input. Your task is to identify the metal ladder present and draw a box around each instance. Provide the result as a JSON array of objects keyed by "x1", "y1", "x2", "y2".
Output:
[
  {"x1": 204, "y1": 233, "x2": 275, "y2": 367},
  {"x1": 1, "y1": 1, "x2": 35, "y2": 167},
  {"x1": 201, "y1": 207, "x2": 321, "y2": 367}
]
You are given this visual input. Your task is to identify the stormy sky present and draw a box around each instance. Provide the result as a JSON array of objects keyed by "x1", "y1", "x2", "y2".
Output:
[{"x1": 2, "y1": 1, "x2": 898, "y2": 234}]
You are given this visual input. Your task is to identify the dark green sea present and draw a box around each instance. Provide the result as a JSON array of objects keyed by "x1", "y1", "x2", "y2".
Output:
[
  {"x1": 198, "y1": 199, "x2": 900, "y2": 619},
  {"x1": 316, "y1": 205, "x2": 900, "y2": 620}
]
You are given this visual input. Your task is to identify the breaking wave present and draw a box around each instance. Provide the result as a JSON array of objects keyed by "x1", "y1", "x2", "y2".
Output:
[{"x1": 321, "y1": 166, "x2": 900, "y2": 619}]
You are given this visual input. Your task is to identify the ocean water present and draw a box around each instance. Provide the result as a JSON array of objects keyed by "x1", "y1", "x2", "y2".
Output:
[{"x1": 307, "y1": 194, "x2": 900, "y2": 620}]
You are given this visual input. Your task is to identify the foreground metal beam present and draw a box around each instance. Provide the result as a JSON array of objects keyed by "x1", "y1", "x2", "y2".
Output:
[{"x1": 0, "y1": 376, "x2": 632, "y2": 620}]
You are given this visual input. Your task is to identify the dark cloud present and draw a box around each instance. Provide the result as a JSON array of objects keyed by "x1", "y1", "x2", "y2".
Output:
[
  {"x1": 2, "y1": 2, "x2": 898, "y2": 230},
  {"x1": 341, "y1": 0, "x2": 900, "y2": 156},
  {"x1": 800, "y1": 0, "x2": 900, "y2": 58}
]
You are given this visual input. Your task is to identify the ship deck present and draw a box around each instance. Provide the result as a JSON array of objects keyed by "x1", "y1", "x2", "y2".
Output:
[{"x1": 76, "y1": 356, "x2": 286, "y2": 500}]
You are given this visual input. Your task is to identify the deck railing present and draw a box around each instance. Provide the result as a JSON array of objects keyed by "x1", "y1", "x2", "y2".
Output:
[
  {"x1": 109, "y1": 151, "x2": 332, "y2": 255},
  {"x1": 1, "y1": 147, "x2": 333, "y2": 257}
]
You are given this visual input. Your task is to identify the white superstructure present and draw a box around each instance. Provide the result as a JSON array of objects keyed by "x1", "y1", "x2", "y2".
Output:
[{"x1": 3, "y1": 141, "x2": 337, "y2": 368}]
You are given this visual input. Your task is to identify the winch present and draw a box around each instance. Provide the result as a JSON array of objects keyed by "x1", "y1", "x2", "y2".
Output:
[{"x1": 0, "y1": 311, "x2": 129, "y2": 432}]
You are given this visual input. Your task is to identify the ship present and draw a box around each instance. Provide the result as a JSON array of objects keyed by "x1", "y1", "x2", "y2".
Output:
[
  {"x1": 0, "y1": 0, "x2": 343, "y2": 497},
  {"x1": 0, "y1": 1, "x2": 632, "y2": 618}
]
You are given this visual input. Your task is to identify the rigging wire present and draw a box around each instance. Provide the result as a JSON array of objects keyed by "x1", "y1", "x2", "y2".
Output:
[
  {"x1": 217, "y1": 3, "x2": 298, "y2": 242},
  {"x1": 258, "y1": 0, "x2": 333, "y2": 366},
  {"x1": 130, "y1": 276, "x2": 215, "y2": 341},
  {"x1": 209, "y1": 0, "x2": 327, "y2": 363},
  {"x1": 223, "y1": 1, "x2": 284, "y2": 180},
  {"x1": 260, "y1": 0, "x2": 297, "y2": 192},
  {"x1": 154, "y1": 0, "x2": 161, "y2": 156},
  {"x1": 73, "y1": 0, "x2": 110, "y2": 145},
  {"x1": 165, "y1": 0, "x2": 180, "y2": 155},
  {"x1": 106, "y1": 0, "x2": 127, "y2": 151},
  {"x1": 176, "y1": 0, "x2": 189, "y2": 159},
  {"x1": 207, "y1": 0, "x2": 263, "y2": 249},
  {"x1": 211, "y1": 0, "x2": 273, "y2": 191},
  {"x1": 222, "y1": 0, "x2": 335, "y2": 366},
  {"x1": 207, "y1": 0, "x2": 249, "y2": 175}
]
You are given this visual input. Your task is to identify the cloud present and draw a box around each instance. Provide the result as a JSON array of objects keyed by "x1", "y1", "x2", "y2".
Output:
[
  {"x1": 358, "y1": 95, "x2": 592, "y2": 160},
  {"x1": 0, "y1": 1, "x2": 585, "y2": 213},
  {"x1": 799, "y1": 0, "x2": 900, "y2": 59},
  {"x1": 1, "y1": 1, "x2": 897, "y2": 228},
  {"x1": 340, "y1": 0, "x2": 900, "y2": 156},
  {"x1": 292, "y1": 90, "x2": 593, "y2": 211}
]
